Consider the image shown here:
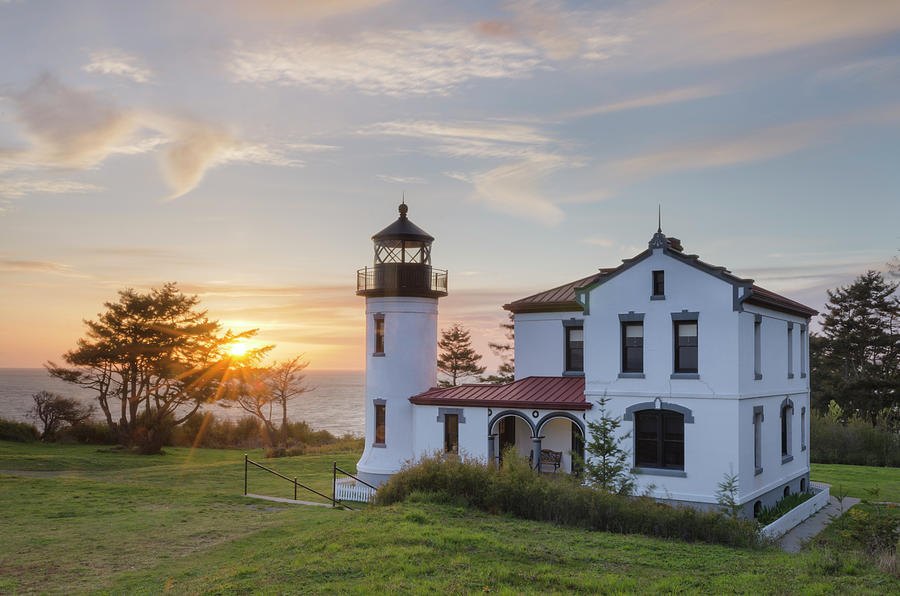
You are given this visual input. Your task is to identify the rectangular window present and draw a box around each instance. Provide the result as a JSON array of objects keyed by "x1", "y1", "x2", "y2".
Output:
[
  {"x1": 781, "y1": 404, "x2": 792, "y2": 458},
  {"x1": 787, "y1": 323, "x2": 794, "y2": 378},
  {"x1": 635, "y1": 410, "x2": 684, "y2": 470},
  {"x1": 801, "y1": 407, "x2": 806, "y2": 451},
  {"x1": 444, "y1": 413, "x2": 459, "y2": 454},
  {"x1": 674, "y1": 321, "x2": 698, "y2": 373},
  {"x1": 753, "y1": 316, "x2": 762, "y2": 380},
  {"x1": 753, "y1": 408, "x2": 763, "y2": 474},
  {"x1": 374, "y1": 316, "x2": 385, "y2": 354},
  {"x1": 622, "y1": 322, "x2": 644, "y2": 373},
  {"x1": 565, "y1": 326, "x2": 584, "y2": 372},
  {"x1": 652, "y1": 270, "x2": 665, "y2": 297},
  {"x1": 374, "y1": 403, "x2": 385, "y2": 445},
  {"x1": 800, "y1": 325, "x2": 807, "y2": 378}
]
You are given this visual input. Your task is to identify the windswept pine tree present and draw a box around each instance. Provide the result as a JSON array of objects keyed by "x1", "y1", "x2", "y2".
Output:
[
  {"x1": 437, "y1": 323, "x2": 486, "y2": 387},
  {"x1": 480, "y1": 313, "x2": 515, "y2": 384}
]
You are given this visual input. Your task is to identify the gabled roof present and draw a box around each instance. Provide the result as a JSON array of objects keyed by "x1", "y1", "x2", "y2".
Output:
[
  {"x1": 409, "y1": 376, "x2": 590, "y2": 411},
  {"x1": 503, "y1": 233, "x2": 818, "y2": 319}
]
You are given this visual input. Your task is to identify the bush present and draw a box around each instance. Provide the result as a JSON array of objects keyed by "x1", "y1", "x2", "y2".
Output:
[
  {"x1": 0, "y1": 418, "x2": 40, "y2": 442},
  {"x1": 59, "y1": 421, "x2": 118, "y2": 445},
  {"x1": 376, "y1": 453, "x2": 764, "y2": 548},
  {"x1": 756, "y1": 491, "x2": 814, "y2": 526},
  {"x1": 811, "y1": 412, "x2": 900, "y2": 467}
]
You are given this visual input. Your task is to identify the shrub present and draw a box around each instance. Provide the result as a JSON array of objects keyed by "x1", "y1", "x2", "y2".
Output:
[
  {"x1": 0, "y1": 418, "x2": 40, "y2": 442},
  {"x1": 59, "y1": 421, "x2": 118, "y2": 445},
  {"x1": 811, "y1": 412, "x2": 900, "y2": 467},
  {"x1": 756, "y1": 491, "x2": 814, "y2": 526},
  {"x1": 376, "y1": 453, "x2": 763, "y2": 548}
]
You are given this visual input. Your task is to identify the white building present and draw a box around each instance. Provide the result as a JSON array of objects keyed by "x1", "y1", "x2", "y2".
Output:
[{"x1": 355, "y1": 206, "x2": 816, "y2": 519}]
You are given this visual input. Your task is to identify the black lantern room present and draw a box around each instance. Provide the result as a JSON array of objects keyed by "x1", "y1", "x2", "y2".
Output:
[{"x1": 357, "y1": 203, "x2": 448, "y2": 298}]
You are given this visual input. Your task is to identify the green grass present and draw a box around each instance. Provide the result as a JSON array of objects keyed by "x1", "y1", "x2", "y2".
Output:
[
  {"x1": 811, "y1": 463, "x2": 900, "y2": 502},
  {"x1": 0, "y1": 441, "x2": 897, "y2": 595}
]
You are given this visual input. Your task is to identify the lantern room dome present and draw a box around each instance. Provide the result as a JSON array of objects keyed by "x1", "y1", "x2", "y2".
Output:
[{"x1": 372, "y1": 203, "x2": 435, "y2": 242}]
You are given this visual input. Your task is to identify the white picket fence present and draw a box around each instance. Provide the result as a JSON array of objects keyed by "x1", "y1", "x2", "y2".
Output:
[{"x1": 334, "y1": 477, "x2": 376, "y2": 503}]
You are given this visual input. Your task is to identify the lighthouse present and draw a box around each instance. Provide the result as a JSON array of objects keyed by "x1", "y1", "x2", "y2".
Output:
[{"x1": 354, "y1": 202, "x2": 448, "y2": 485}]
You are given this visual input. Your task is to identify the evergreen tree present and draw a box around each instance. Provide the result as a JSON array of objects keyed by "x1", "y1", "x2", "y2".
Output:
[
  {"x1": 437, "y1": 323, "x2": 486, "y2": 387},
  {"x1": 811, "y1": 270, "x2": 899, "y2": 422},
  {"x1": 480, "y1": 313, "x2": 515, "y2": 384},
  {"x1": 583, "y1": 396, "x2": 634, "y2": 495}
]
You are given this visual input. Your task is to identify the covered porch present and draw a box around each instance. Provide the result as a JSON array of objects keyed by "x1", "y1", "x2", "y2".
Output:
[{"x1": 410, "y1": 376, "x2": 590, "y2": 475}]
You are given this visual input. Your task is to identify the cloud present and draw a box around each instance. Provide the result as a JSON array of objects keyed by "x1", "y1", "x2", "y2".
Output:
[
  {"x1": 471, "y1": 156, "x2": 567, "y2": 225},
  {"x1": 376, "y1": 174, "x2": 426, "y2": 184},
  {"x1": 561, "y1": 84, "x2": 726, "y2": 119},
  {"x1": 0, "y1": 259, "x2": 71, "y2": 274},
  {"x1": 0, "y1": 178, "x2": 102, "y2": 199},
  {"x1": 1, "y1": 75, "x2": 308, "y2": 200},
  {"x1": 229, "y1": 28, "x2": 543, "y2": 97},
  {"x1": 209, "y1": 0, "x2": 395, "y2": 22},
  {"x1": 814, "y1": 55, "x2": 900, "y2": 84},
  {"x1": 604, "y1": 103, "x2": 900, "y2": 181},
  {"x1": 83, "y1": 50, "x2": 153, "y2": 83}
]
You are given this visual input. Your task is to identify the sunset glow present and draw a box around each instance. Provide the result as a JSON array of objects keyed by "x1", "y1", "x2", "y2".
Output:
[
  {"x1": 228, "y1": 341, "x2": 250, "y2": 358},
  {"x1": 1, "y1": 1, "x2": 898, "y2": 371}
]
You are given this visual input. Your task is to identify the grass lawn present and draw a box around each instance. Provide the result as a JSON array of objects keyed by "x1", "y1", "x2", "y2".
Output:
[
  {"x1": 1, "y1": 441, "x2": 898, "y2": 595},
  {"x1": 810, "y1": 463, "x2": 900, "y2": 502}
]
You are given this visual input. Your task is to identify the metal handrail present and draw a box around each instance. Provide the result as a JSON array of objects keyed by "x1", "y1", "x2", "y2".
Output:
[
  {"x1": 244, "y1": 454, "x2": 354, "y2": 511},
  {"x1": 332, "y1": 461, "x2": 377, "y2": 507}
]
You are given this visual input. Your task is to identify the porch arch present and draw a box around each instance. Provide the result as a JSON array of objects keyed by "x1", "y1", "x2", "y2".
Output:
[
  {"x1": 536, "y1": 411, "x2": 585, "y2": 437},
  {"x1": 488, "y1": 410, "x2": 537, "y2": 437}
]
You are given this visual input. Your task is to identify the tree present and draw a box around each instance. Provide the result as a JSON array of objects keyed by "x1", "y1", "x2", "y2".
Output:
[
  {"x1": 583, "y1": 396, "x2": 634, "y2": 495},
  {"x1": 224, "y1": 364, "x2": 279, "y2": 447},
  {"x1": 480, "y1": 313, "x2": 515, "y2": 384},
  {"x1": 28, "y1": 391, "x2": 93, "y2": 440},
  {"x1": 46, "y1": 283, "x2": 267, "y2": 454},
  {"x1": 811, "y1": 270, "x2": 900, "y2": 422},
  {"x1": 437, "y1": 323, "x2": 486, "y2": 387},
  {"x1": 267, "y1": 356, "x2": 310, "y2": 447}
]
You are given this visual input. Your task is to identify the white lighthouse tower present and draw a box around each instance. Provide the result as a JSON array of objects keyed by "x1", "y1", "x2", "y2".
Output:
[{"x1": 354, "y1": 203, "x2": 448, "y2": 485}]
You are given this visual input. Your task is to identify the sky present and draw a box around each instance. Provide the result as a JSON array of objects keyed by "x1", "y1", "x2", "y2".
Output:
[{"x1": 1, "y1": 0, "x2": 899, "y2": 371}]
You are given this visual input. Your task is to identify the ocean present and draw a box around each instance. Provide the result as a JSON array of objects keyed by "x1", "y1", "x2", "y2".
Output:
[{"x1": 0, "y1": 368, "x2": 365, "y2": 437}]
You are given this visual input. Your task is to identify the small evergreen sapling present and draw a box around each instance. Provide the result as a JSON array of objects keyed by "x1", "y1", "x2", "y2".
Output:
[
  {"x1": 584, "y1": 396, "x2": 635, "y2": 495},
  {"x1": 716, "y1": 471, "x2": 742, "y2": 519}
]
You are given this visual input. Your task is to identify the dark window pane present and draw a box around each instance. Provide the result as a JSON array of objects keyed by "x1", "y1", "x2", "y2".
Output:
[
  {"x1": 375, "y1": 404, "x2": 385, "y2": 444},
  {"x1": 674, "y1": 321, "x2": 698, "y2": 373},
  {"x1": 374, "y1": 318, "x2": 385, "y2": 353},
  {"x1": 636, "y1": 440, "x2": 658, "y2": 466},
  {"x1": 444, "y1": 414, "x2": 459, "y2": 454},
  {"x1": 566, "y1": 327, "x2": 584, "y2": 372},
  {"x1": 622, "y1": 323, "x2": 644, "y2": 372},
  {"x1": 653, "y1": 270, "x2": 665, "y2": 296},
  {"x1": 635, "y1": 410, "x2": 684, "y2": 470}
]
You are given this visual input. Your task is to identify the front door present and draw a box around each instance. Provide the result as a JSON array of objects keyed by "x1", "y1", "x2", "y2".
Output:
[{"x1": 498, "y1": 417, "x2": 516, "y2": 463}]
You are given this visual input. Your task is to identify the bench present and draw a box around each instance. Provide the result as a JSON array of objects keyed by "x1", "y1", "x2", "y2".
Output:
[{"x1": 528, "y1": 449, "x2": 563, "y2": 473}]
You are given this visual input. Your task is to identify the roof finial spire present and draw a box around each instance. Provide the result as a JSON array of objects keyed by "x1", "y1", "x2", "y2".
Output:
[
  {"x1": 398, "y1": 193, "x2": 408, "y2": 218},
  {"x1": 658, "y1": 204, "x2": 662, "y2": 233}
]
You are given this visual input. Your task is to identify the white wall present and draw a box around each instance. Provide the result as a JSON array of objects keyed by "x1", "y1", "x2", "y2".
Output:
[
  {"x1": 357, "y1": 296, "x2": 439, "y2": 481},
  {"x1": 738, "y1": 304, "x2": 810, "y2": 396},
  {"x1": 411, "y1": 405, "x2": 489, "y2": 461},
  {"x1": 581, "y1": 249, "x2": 739, "y2": 397},
  {"x1": 514, "y1": 310, "x2": 582, "y2": 379}
]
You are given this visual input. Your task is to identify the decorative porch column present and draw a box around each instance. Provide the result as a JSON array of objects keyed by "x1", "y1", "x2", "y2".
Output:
[
  {"x1": 487, "y1": 434, "x2": 497, "y2": 466},
  {"x1": 531, "y1": 436, "x2": 544, "y2": 471}
]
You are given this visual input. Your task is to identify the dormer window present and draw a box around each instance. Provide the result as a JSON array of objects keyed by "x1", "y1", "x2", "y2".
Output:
[{"x1": 652, "y1": 270, "x2": 665, "y2": 299}]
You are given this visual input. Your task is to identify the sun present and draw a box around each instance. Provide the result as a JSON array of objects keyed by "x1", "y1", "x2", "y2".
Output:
[{"x1": 228, "y1": 341, "x2": 250, "y2": 357}]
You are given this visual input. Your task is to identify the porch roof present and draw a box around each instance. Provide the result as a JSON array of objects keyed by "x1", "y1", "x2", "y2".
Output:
[{"x1": 409, "y1": 376, "x2": 590, "y2": 411}]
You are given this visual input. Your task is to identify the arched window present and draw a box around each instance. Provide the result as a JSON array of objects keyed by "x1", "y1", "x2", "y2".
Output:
[
  {"x1": 753, "y1": 500, "x2": 762, "y2": 518},
  {"x1": 784, "y1": 485, "x2": 790, "y2": 498},
  {"x1": 634, "y1": 410, "x2": 684, "y2": 470},
  {"x1": 800, "y1": 478, "x2": 807, "y2": 493}
]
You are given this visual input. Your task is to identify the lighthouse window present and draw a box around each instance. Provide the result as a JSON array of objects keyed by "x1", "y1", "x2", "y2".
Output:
[
  {"x1": 374, "y1": 315, "x2": 385, "y2": 355},
  {"x1": 444, "y1": 414, "x2": 459, "y2": 454},
  {"x1": 374, "y1": 403, "x2": 386, "y2": 445}
]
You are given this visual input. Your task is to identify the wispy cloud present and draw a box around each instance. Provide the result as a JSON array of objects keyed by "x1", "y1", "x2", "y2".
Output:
[
  {"x1": 561, "y1": 84, "x2": 727, "y2": 119},
  {"x1": 471, "y1": 156, "x2": 567, "y2": 225},
  {"x1": 0, "y1": 74, "x2": 309, "y2": 200},
  {"x1": 0, "y1": 259, "x2": 71, "y2": 274},
  {"x1": 0, "y1": 178, "x2": 101, "y2": 199},
  {"x1": 229, "y1": 28, "x2": 543, "y2": 97},
  {"x1": 83, "y1": 50, "x2": 154, "y2": 83},
  {"x1": 604, "y1": 103, "x2": 900, "y2": 180},
  {"x1": 376, "y1": 174, "x2": 426, "y2": 184}
]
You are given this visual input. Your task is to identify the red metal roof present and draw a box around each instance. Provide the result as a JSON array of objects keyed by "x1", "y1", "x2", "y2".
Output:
[
  {"x1": 409, "y1": 376, "x2": 590, "y2": 411},
  {"x1": 503, "y1": 271, "x2": 613, "y2": 313},
  {"x1": 746, "y1": 285, "x2": 818, "y2": 317}
]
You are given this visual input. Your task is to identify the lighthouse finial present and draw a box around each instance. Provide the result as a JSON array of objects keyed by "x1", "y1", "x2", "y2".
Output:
[{"x1": 399, "y1": 194, "x2": 408, "y2": 218}]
